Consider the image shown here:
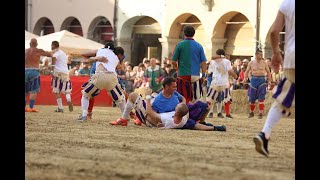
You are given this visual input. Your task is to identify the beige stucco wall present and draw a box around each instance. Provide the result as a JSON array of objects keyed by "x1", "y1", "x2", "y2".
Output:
[
  {"x1": 27, "y1": 0, "x2": 284, "y2": 61},
  {"x1": 29, "y1": 0, "x2": 115, "y2": 37},
  {"x1": 115, "y1": 0, "x2": 283, "y2": 62}
]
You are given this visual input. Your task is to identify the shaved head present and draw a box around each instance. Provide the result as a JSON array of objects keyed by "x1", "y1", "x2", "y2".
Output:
[
  {"x1": 175, "y1": 103, "x2": 189, "y2": 117},
  {"x1": 30, "y1": 38, "x2": 37, "y2": 47}
]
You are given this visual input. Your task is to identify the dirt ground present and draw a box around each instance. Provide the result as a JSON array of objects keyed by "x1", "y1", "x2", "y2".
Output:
[{"x1": 25, "y1": 105, "x2": 295, "y2": 180}]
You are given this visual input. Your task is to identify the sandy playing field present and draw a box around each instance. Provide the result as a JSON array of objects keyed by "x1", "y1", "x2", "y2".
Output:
[{"x1": 25, "y1": 105, "x2": 295, "y2": 180}]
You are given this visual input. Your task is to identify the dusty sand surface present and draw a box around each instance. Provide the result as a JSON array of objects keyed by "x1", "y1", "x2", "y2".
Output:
[{"x1": 25, "y1": 105, "x2": 295, "y2": 180}]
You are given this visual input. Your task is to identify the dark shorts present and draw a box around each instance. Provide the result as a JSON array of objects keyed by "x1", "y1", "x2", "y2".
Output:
[
  {"x1": 180, "y1": 119, "x2": 197, "y2": 129},
  {"x1": 188, "y1": 101, "x2": 208, "y2": 121}
]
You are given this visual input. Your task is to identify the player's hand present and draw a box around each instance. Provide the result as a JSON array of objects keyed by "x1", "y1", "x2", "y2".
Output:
[
  {"x1": 157, "y1": 122, "x2": 164, "y2": 128},
  {"x1": 271, "y1": 52, "x2": 283, "y2": 73}
]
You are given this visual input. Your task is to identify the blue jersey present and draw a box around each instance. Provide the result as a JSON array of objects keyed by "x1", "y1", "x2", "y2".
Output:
[{"x1": 152, "y1": 91, "x2": 183, "y2": 113}]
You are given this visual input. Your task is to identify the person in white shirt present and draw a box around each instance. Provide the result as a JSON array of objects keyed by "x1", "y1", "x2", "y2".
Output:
[
  {"x1": 147, "y1": 101, "x2": 189, "y2": 129},
  {"x1": 78, "y1": 43, "x2": 126, "y2": 121},
  {"x1": 50, "y1": 41, "x2": 73, "y2": 113},
  {"x1": 206, "y1": 49, "x2": 237, "y2": 119},
  {"x1": 253, "y1": 0, "x2": 295, "y2": 157}
]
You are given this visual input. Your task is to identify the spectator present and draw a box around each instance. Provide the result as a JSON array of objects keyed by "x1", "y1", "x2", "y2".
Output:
[
  {"x1": 144, "y1": 58, "x2": 164, "y2": 93},
  {"x1": 143, "y1": 59, "x2": 150, "y2": 69},
  {"x1": 39, "y1": 57, "x2": 52, "y2": 75},
  {"x1": 68, "y1": 64, "x2": 80, "y2": 76},
  {"x1": 124, "y1": 64, "x2": 136, "y2": 94},
  {"x1": 78, "y1": 62, "x2": 90, "y2": 76},
  {"x1": 116, "y1": 62, "x2": 126, "y2": 90},
  {"x1": 133, "y1": 63, "x2": 145, "y2": 89},
  {"x1": 164, "y1": 64, "x2": 177, "y2": 78},
  {"x1": 232, "y1": 58, "x2": 242, "y2": 90}
]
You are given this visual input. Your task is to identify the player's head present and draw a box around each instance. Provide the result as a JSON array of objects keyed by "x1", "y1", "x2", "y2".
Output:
[
  {"x1": 175, "y1": 103, "x2": 189, "y2": 118},
  {"x1": 51, "y1": 41, "x2": 59, "y2": 50},
  {"x1": 114, "y1": 46, "x2": 125, "y2": 62},
  {"x1": 183, "y1": 25, "x2": 195, "y2": 37},
  {"x1": 162, "y1": 77, "x2": 177, "y2": 92},
  {"x1": 29, "y1": 38, "x2": 37, "y2": 47},
  {"x1": 104, "y1": 42, "x2": 115, "y2": 51},
  {"x1": 216, "y1": 49, "x2": 225, "y2": 56},
  {"x1": 255, "y1": 49, "x2": 263, "y2": 59}
]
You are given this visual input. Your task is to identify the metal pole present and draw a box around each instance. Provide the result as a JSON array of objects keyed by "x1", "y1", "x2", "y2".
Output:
[
  {"x1": 113, "y1": 0, "x2": 118, "y2": 45},
  {"x1": 28, "y1": 0, "x2": 32, "y2": 32},
  {"x1": 256, "y1": 0, "x2": 261, "y2": 50}
]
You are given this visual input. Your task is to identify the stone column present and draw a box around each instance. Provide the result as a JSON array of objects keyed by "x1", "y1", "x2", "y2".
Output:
[
  {"x1": 158, "y1": 37, "x2": 169, "y2": 63},
  {"x1": 211, "y1": 38, "x2": 227, "y2": 55},
  {"x1": 263, "y1": 41, "x2": 272, "y2": 59},
  {"x1": 203, "y1": 40, "x2": 213, "y2": 61},
  {"x1": 158, "y1": 37, "x2": 181, "y2": 61},
  {"x1": 115, "y1": 38, "x2": 132, "y2": 63}
]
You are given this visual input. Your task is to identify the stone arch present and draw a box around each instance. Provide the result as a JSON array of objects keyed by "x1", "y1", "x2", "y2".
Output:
[
  {"x1": 167, "y1": 13, "x2": 205, "y2": 58},
  {"x1": 168, "y1": 13, "x2": 203, "y2": 39},
  {"x1": 60, "y1": 17, "x2": 83, "y2": 36},
  {"x1": 33, "y1": 17, "x2": 55, "y2": 36},
  {"x1": 119, "y1": 16, "x2": 162, "y2": 65},
  {"x1": 87, "y1": 16, "x2": 114, "y2": 44},
  {"x1": 212, "y1": 11, "x2": 255, "y2": 61}
]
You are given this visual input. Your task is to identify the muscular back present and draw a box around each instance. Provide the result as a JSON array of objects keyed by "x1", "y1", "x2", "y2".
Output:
[{"x1": 25, "y1": 47, "x2": 51, "y2": 68}]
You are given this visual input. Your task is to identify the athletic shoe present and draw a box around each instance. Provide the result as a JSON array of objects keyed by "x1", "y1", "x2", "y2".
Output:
[
  {"x1": 110, "y1": 118, "x2": 128, "y2": 126},
  {"x1": 248, "y1": 112, "x2": 254, "y2": 118},
  {"x1": 54, "y1": 108, "x2": 64, "y2": 113},
  {"x1": 253, "y1": 132, "x2": 269, "y2": 157},
  {"x1": 77, "y1": 115, "x2": 88, "y2": 122},
  {"x1": 25, "y1": 108, "x2": 40, "y2": 112},
  {"x1": 134, "y1": 118, "x2": 142, "y2": 126},
  {"x1": 200, "y1": 121, "x2": 213, "y2": 126},
  {"x1": 258, "y1": 113, "x2": 263, "y2": 119},
  {"x1": 208, "y1": 112, "x2": 213, "y2": 118},
  {"x1": 68, "y1": 101, "x2": 73, "y2": 112},
  {"x1": 226, "y1": 114, "x2": 233, "y2": 119},
  {"x1": 213, "y1": 125, "x2": 226, "y2": 131},
  {"x1": 217, "y1": 113, "x2": 224, "y2": 118}
]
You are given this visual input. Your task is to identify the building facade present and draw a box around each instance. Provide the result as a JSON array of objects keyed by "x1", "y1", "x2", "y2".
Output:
[{"x1": 25, "y1": 0, "x2": 284, "y2": 65}]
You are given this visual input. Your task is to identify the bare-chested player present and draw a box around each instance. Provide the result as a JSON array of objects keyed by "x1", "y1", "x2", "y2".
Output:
[
  {"x1": 25, "y1": 38, "x2": 52, "y2": 112},
  {"x1": 243, "y1": 49, "x2": 271, "y2": 119}
]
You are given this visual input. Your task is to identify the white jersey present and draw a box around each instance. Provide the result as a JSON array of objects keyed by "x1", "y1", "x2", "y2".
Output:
[
  {"x1": 280, "y1": 0, "x2": 295, "y2": 69},
  {"x1": 209, "y1": 58, "x2": 232, "y2": 86},
  {"x1": 95, "y1": 48, "x2": 119, "y2": 74},
  {"x1": 53, "y1": 49, "x2": 68, "y2": 74},
  {"x1": 160, "y1": 111, "x2": 189, "y2": 129}
]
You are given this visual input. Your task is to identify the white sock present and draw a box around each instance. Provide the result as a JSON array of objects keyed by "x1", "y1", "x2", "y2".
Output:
[
  {"x1": 66, "y1": 93, "x2": 71, "y2": 102},
  {"x1": 262, "y1": 106, "x2": 283, "y2": 139},
  {"x1": 216, "y1": 102, "x2": 222, "y2": 113},
  {"x1": 122, "y1": 101, "x2": 133, "y2": 119},
  {"x1": 81, "y1": 96, "x2": 89, "y2": 117},
  {"x1": 118, "y1": 98, "x2": 126, "y2": 114},
  {"x1": 57, "y1": 98, "x2": 63, "y2": 109}
]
